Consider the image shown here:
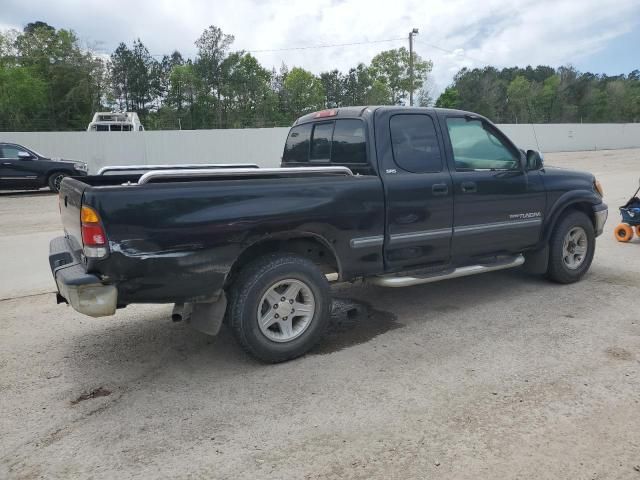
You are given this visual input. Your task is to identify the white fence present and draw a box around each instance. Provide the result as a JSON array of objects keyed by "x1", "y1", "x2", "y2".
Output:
[{"x1": 2, "y1": 123, "x2": 639, "y2": 174}]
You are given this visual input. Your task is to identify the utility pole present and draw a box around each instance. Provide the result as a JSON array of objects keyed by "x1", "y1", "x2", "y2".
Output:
[{"x1": 408, "y1": 28, "x2": 419, "y2": 106}]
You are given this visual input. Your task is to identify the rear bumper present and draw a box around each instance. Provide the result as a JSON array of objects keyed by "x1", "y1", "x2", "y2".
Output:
[
  {"x1": 49, "y1": 236, "x2": 117, "y2": 317},
  {"x1": 593, "y1": 203, "x2": 608, "y2": 237}
]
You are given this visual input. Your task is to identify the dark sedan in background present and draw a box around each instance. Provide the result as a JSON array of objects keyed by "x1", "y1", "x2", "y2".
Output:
[{"x1": 0, "y1": 142, "x2": 88, "y2": 192}]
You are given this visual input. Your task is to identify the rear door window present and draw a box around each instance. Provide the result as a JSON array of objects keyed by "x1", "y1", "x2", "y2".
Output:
[
  {"x1": 331, "y1": 119, "x2": 366, "y2": 165},
  {"x1": 390, "y1": 114, "x2": 443, "y2": 173}
]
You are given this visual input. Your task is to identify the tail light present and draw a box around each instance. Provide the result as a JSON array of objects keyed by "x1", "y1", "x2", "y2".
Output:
[{"x1": 81, "y1": 205, "x2": 108, "y2": 258}]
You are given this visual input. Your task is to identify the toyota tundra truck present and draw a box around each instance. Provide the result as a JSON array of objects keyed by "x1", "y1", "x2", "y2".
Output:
[{"x1": 49, "y1": 106, "x2": 608, "y2": 362}]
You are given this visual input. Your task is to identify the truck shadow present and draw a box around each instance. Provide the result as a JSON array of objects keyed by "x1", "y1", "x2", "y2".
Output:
[
  {"x1": 63, "y1": 268, "x2": 554, "y2": 395},
  {"x1": 311, "y1": 298, "x2": 403, "y2": 355},
  {"x1": 62, "y1": 296, "x2": 404, "y2": 394}
]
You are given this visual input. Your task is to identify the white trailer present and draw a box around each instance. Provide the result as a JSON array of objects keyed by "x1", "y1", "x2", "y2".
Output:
[{"x1": 87, "y1": 112, "x2": 145, "y2": 132}]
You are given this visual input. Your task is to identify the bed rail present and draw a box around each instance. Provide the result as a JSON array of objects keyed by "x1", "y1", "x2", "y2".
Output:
[
  {"x1": 137, "y1": 166, "x2": 354, "y2": 185},
  {"x1": 97, "y1": 164, "x2": 259, "y2": 175}
]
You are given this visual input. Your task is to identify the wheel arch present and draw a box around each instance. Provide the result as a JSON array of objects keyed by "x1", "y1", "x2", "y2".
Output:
[
  {"x1": 46, "y1": 169, "x2": 73, "y2": 187},
  {"x1": 543, "y1": 192, "x2": 600, "y2": 243},
  {"x1": 46, "y1": 168, "x2": 74, "y2": 178},
  {"x1": 224, "y1": 232, "x2": 342, "y2": 290}
]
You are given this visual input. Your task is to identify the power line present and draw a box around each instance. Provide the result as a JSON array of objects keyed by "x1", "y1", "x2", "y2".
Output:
[
  {"x1": 414, "y1": 39, "x2": 496, "y2": 66},
  {"x1": 246, "y1": 37, "x2": 406, "y2": 53},
  {"x1": 99, "y1": 35, "x2": 496, "y2": 68},
  {"x1": 99, "y1": 37, "x2": 406, "y2": 59}
]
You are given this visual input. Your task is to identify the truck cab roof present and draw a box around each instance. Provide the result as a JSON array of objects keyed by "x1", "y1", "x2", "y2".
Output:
[{"x1": 293, "y1": 106, "x2": 484, "y2": 126}]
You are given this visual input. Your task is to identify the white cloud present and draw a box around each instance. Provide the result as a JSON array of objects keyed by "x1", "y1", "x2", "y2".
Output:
[{"x1": 1, "y1": 0, "x2": 638, "y2": 95}]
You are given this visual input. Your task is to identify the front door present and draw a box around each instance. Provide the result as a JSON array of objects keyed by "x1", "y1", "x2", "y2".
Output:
[
  {"x1": 0, "y1": 145, "x2": 39, "y2": 189},
  {"x1": 440, "y1": 114, "x2": 546, "y2": 260},
  {"x1": 377, "y1": 110, "x2": 454, "y2": 272}
]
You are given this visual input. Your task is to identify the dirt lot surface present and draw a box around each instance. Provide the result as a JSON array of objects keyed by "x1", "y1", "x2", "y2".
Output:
[{"x1": 1, "y1": 149, "x2": 640, "y2": 479}]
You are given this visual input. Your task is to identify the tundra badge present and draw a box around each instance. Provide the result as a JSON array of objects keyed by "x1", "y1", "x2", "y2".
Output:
[{"x1": 509, "y1": 212, "x2": 542, "y2": 220}]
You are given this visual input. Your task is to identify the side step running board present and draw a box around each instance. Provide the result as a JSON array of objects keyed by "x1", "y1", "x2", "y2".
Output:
[{"x1": 368, "y1": 254, "x2": 525, "y2": 288}]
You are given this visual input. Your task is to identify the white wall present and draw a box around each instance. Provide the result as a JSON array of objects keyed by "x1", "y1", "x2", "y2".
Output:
[
  {"x1": 2, "y1": 124, "x2": 639, "y2": 173},
  {"x1": 1, "y1": 128, "x2": 290, "y2": 172},
  {"x1": 499, "y1": 123, "x2": 640, "y2": 153}
]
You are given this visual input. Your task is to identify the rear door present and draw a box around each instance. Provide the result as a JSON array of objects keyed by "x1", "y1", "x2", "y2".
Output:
[
  {"x1": 376, "y1": 109, "x2": 453, "y2": 272},
  {"x1": 439, "y1": 113, "x2": 546, "y2": 259}
]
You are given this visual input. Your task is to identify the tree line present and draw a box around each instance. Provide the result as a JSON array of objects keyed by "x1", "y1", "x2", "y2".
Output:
[
  {"x1": 436, "y1": 65, "x2": 640, "y2": 123},
  {"x1": 0, "y1": 22, "x2": 431, "y2": 131},
  {"x1": 0, "y1": 21, "x2": 638, "y2": 131}
]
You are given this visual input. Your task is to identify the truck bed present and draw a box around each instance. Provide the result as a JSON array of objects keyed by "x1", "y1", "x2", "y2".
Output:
[{"x1": 57, "y1": 167, "x2": 385, "y2": 306}]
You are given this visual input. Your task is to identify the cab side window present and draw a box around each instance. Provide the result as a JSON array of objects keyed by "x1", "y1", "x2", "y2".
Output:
[
  {"x1": 282, "y1": 123, "x2": 313, "y2": 163},
  {"x1": 446, "y1": 118, "x2": 519, "y2": 171},
  {"x1": 310, "y1": 122, "x2": 334, "y2": 161},
  {"x1": 390, "y1": 114, "x2": 442, "y2": 173}
]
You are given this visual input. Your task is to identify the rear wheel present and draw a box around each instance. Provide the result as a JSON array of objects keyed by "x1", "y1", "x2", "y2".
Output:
[
  {"x1": 48, "y1": 172, "x2": 68, "y2": 192},
  {"x1": 228, "y1": 253, "x2": 331, "y2": 363},
  {"x1": 634, "y1": 225, "x2": 640, "y2": 238},
  {"x1": 547, "y1": 211, "x2": 595, "y2": 284},
  {"x1": 614, "y1": 223, "x2": 633, "y2": 242}
]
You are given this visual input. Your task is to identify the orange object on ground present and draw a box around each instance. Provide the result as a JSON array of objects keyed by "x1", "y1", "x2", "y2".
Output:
[{"x1": 614, "y1": 223, "x2": 633, "y2": 242}]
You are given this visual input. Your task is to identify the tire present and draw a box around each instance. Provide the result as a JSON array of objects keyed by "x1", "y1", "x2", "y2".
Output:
[
  {"x1": 614, "y1": 223, "x2": 633, "y2": 242},
  {"x1": 546, "y1": 211, "x2": 595, "y2": 284},
  {"x1": 634, "y1": 225, "x2": 640, "y2": 238},
  {"x1": 48, "y1": 172, "x2": 68, "y2": 192},
  {"x1": 227, "y1": 253, "x2": 331, "y2": 363}
]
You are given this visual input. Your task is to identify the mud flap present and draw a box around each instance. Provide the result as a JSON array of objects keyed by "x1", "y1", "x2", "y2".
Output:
[
  {"x1": 523, "y1": 245, "x2": 549, "y2": 274},
  {"x1": 185, "y1": 293, "x2": 227, "y2": 336}
]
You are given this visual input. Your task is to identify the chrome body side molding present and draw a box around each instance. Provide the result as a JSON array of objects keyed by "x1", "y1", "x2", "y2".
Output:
[
  {"x1": 454, "y1": 218, "x2": 542, "y2": 235},
  {"x1": 350, "y1": 236, "x2": 384, "y2": 249}
]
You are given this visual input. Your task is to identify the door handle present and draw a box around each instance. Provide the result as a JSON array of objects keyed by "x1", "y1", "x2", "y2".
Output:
[
  {"x1": 2, "y1": 162, "x2": 11, "y2": 166},
  {"x1": 461, "y1": 181, "x2": 477, "y2": 193},
  {"x1": 432, "y1": 183, "x2": 449, "y2": 196}
]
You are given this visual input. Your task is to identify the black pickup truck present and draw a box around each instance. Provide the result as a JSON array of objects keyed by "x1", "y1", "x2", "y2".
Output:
[{"x1": 49, "y1": 106, "x2": 608, "y2": 362}]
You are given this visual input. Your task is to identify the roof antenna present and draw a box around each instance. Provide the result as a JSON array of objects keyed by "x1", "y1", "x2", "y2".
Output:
[{"x1": 531, "y1": 123, "x2": 541, "y2": 152}]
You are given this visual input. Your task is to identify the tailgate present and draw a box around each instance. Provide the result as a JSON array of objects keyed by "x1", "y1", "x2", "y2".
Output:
[{"x1": 58, "y1": 177, "x2": 89, "y2": 260}]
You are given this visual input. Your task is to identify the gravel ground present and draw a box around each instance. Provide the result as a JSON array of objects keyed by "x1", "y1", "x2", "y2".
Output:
[{"x1": 1, "y1": 149, "x2": 640, "y2": 479}]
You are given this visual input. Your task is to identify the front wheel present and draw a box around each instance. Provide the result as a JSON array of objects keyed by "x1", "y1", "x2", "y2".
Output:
[
  {"x1": 228, "y1": 253, "x2": 331, "y2": 363},
  {"x1": 48, "y1": 172, "x2": 68, "y2": 192},
  {"x1": 546, "y1": 211, "x2": 595, "y2": 284}
]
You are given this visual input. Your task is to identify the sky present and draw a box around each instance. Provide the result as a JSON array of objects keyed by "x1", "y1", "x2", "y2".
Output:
[{"x1": 1, "y1": 0, "x2": 639, "y2": 96}]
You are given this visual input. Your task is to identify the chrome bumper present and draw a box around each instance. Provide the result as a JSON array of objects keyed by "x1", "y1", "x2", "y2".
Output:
[
  {"x1": 49, "y1": 236, "x2": 117, "y2": 317},
  {"x1": 593, "y1": 203, "x2": 608, "y2": 237}
]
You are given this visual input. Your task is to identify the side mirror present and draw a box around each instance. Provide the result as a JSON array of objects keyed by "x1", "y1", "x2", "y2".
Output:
[
  {"x1": 18, "y1": 151, "x2": 33, "y2": 160},
  {"x1": 526, "y1": 150, "x2": 544, "y2": 170}
]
